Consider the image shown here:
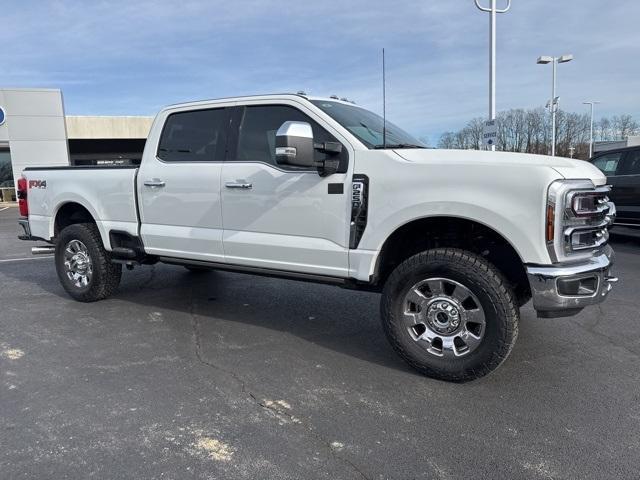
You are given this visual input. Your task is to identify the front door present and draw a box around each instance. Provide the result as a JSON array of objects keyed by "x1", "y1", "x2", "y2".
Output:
[
  {"x1": 221, "y1": 103, "x2": 351, "y2": 277},
  {"x1": 138, "y1": 106, "x2": 230, "y2": 261}
]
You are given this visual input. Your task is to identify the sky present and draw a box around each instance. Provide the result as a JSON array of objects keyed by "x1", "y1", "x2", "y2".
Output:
[{"x1": 2, "y1": 0, "x2": 639, "y2": 144}]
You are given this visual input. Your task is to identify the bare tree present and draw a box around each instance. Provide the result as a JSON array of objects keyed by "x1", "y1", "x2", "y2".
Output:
[
  {"x1": 612, "y1": 115, "x2": 639, "y2": 140},
  {"x1": 596, "y1": 117, "x2": 612, "y2": 141},
  {"x1": 438, "y1": 131, "x2": 457, "y2": 149},
  {"x1": 464, "y1": 117, "x2": 484, "y2": 149},
  {"x1": 439, "y1": 108, "x2": 637, "y2": 160}
]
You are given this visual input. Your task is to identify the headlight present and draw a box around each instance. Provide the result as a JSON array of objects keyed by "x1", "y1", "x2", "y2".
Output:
[
  {"x1": 546, "y1": 180, "x2": 614, "y2": 263},
  {"x1": 566, "y1": 227, "x2": 608, "y2": 251},
  {"x1": 570, "y1": 191, "x2": 610, "y2": 217}
]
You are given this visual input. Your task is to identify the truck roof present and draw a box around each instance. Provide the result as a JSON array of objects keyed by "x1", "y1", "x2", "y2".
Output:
[{"x1": 164, "y1": 93, "x2": 357, "y2": 111}]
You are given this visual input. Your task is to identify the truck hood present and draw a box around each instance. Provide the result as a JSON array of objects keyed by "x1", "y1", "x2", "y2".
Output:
[{"x1": 394, "y1": 149, "x2": 607, "y2": 186}]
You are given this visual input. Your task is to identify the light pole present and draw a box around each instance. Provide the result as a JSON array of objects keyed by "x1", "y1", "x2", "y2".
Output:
[
  {"x1": 583, "y1": 101, "x2": 600, "y2": 158},
  {"x1": 537, "y1": 54, "x2": 573, "y2": 156},
  {"x1": 475, "y1": 0, "x2": 512, "y2": 151}
]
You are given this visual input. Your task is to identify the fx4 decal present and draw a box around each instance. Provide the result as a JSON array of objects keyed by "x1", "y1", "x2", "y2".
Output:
[{"x1": 29, "y1": 180, "x2": 47, "y2": 189}]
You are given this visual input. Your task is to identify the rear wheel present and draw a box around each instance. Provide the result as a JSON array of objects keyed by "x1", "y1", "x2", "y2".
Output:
[
  {"x1": 381, "y1": 248, "x2": 518, "y2": 382},
  {"x1": 55, "y1": 223, "x2": 122, "y2": 302}
]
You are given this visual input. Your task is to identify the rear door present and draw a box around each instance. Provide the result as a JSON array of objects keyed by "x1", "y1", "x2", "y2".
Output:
[
  {"x1": 138, "y1": 106, "x2": 230, "y2": 261},
  {"x1": 220, "y1": 101, "x2": 352, "y2": 277},
  {"x1": 612, "y1": 149, "x2": 640, "y2": 225}
]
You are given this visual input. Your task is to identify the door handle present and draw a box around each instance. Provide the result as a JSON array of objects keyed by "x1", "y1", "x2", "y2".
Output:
[
  {"x1": 225, "y1": 182, "x2": 252, "y2": 189},
  {"x1": 144, "y1": 179, "x2": 166, "y2": 188}
]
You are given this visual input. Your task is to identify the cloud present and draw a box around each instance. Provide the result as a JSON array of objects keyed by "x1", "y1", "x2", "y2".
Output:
[{"x1": 1, "y1": 0, "x2": 638, "y2": 143}]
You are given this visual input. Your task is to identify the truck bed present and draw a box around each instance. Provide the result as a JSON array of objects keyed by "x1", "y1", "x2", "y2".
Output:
[
  {"x1": 22, "y1": 165, "x2": 140, "y2": 249},
  {"x1": 23, "y1": 164, "x2": 139, "y2": 171}
]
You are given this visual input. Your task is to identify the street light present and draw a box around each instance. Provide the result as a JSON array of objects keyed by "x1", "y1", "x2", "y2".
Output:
[
  {"x1": 583, "y1": 101, "x2": 601, "y2": 158},
  {"x1": 537, "y1": 54, "x2": 573, "y2": 156},
  {"x1": 475, "y1": 0, "x2": 512, "y2": 151}
]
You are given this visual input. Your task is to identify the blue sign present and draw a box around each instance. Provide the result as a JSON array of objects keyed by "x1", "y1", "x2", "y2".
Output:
[{"x1": 0, "y1": 106, "x2": 5, "y2": 126}]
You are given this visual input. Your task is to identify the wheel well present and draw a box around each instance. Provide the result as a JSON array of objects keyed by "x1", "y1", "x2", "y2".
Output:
[
  {"x1": 374, "y1": 217, "x2": 531, "y2": 305},
  {"x1": 54, "y1": 203, "x2": 96, "y2": 237}
]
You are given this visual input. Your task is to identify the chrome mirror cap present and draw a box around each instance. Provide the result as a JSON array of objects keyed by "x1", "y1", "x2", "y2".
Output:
[
  {"x1": 276, "y1": 121, "x2": 313, "y2": 139},
  {"x1": 275, "y1": 121, "x2": 315, "y2": 168}
]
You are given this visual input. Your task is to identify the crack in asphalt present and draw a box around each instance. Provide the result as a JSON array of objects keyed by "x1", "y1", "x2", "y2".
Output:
[
  {"x1": 570, "y1": 305, "x2": 640, "y2": 360},
  {"x1": 188, "y1": 286, "x2": 371, "y2": 480}
]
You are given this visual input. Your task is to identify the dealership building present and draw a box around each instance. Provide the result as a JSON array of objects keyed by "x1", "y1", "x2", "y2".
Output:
[{"x1": 0, "y1": 88, "x2": 152, "y2": 201}]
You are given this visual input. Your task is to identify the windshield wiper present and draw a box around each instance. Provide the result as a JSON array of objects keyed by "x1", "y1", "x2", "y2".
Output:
[
  {"x1": 373, "y1": 143, "x2": 426, "y2": 149},
  {"x1": 359, "y1": 122, "x2": 380, "y2": 141}
]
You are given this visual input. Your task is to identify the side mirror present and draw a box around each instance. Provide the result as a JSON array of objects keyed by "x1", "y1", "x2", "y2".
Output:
[{"x1": 275, "y1": 121, "x2": 315, "y2": 168}]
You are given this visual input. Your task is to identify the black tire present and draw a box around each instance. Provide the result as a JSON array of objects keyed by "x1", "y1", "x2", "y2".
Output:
[
  {"x1": 55, "y1": 223, "x2": 122, "y2": 302},
  {"x1": 381, "y1": 248, "x2": 519, "y2": 382}
]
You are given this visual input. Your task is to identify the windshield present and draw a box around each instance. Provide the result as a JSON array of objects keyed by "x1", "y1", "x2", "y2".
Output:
[{"x1": 310, "y1": 100, "x2": 425, "y2": 149}]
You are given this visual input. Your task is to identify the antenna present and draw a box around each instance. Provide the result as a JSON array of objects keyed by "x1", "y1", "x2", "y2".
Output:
[{"x1": 382, "y1": 48, "x2": 386, "y2": 148}]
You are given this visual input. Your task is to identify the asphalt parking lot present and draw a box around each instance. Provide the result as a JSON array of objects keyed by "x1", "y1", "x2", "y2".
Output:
[{"x1": 1, "y1": 205, "x2": 639, "y2": 479}]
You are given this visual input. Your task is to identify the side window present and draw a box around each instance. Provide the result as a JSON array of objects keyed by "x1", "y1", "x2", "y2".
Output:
[
  {"x1": 157, "y1": 108, "x2": 228, "y2": 162},
  {"x1": 592, "y1": 152, "x2": 622, "y2": 176},
  {"x1": 233, "y1": 105, "x2": 343, "y2": 167},
  {"x1": 618, "y1": 150, "x2": 640, "y2": 176}
]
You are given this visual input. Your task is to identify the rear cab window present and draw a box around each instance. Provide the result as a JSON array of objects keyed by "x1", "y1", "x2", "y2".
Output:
[{"x1": 157, "y1": 108, "x2": 228, "y2": 162}]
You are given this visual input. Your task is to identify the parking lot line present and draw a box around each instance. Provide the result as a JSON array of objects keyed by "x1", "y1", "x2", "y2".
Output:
[
  {"x1": 0, "y1": 207, "x2": 10, "y2": 212},
  {"x1": 0, "y1": 256, "x2": 53, "y2": 263}
]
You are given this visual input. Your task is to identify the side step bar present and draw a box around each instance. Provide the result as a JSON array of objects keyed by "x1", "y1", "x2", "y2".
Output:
[
  {"x1": 111, "y1": 247, "x2": 137, "y2": 259},
  {"x1": 158, "y1": 256, "x2": 348, "y2": 286},
  {"x1": 32, "y1": 246, "x2": 55, "y2": 255}
]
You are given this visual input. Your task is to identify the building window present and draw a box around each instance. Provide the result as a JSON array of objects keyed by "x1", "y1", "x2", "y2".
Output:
[
  {"x1": 0, "y1": 148, "x2": 13, "y2": 187},
  {"x1": 68, "y1": 139, "x2": 147, "y2": 166},
  {"x1": 0, "y1": 148, "x2": 15, "y2": 202}
]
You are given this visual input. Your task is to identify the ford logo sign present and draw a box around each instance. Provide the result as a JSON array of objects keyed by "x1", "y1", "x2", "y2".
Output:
[{"x1": 0, "y1": 106, "x2": 5, "y2": 126}]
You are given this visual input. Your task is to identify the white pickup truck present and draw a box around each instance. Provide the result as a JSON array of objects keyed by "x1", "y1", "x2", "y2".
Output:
[{"x1": 17, "y1": 94, "x2": 617, "y2": 381}]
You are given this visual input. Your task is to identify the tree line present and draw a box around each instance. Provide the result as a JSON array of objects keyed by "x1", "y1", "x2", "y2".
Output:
[{"x1": 437, "y1": 108, "x2": 639, "y2": 159}]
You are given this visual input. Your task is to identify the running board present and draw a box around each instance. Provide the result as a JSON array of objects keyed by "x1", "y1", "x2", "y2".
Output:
[
  {"x1": 32, "y1": 246, "x2": 55, "y2": 255},
  {"x1": 158, "y1": 256, "x2": 348, "y2": 286}
]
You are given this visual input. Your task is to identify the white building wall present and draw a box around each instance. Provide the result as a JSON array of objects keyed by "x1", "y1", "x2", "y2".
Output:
[
  {"x1": 594, "y1": 135, "x2": 640, "y2": 153},
  {"x1": 0, "y1": 88, "x2": 69, "y2": 189},
  {"x1": 66, "y1": 116, "x2": 153, "y2": 139},
  {"x1": 1, "y1": 88, "x2": 155, "y2": 197}
]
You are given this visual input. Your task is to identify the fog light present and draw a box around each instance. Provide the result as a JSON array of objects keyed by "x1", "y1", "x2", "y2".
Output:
[{"x1": 557, "y1": 276, "x2": 598, "y2": 296}]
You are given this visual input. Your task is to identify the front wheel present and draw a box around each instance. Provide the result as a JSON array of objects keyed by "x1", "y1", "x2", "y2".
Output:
[
  {"x1": 55, "y1": 223, "x2": 122, "y2": 302},
  {"x1": 381, "y1": 248, "x2": 519, "y2": 382}
]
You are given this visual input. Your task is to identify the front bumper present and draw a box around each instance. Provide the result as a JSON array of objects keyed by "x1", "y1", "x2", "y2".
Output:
[{"x1": 526, "y1": 245, "x2": 616, "y2": 318}]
